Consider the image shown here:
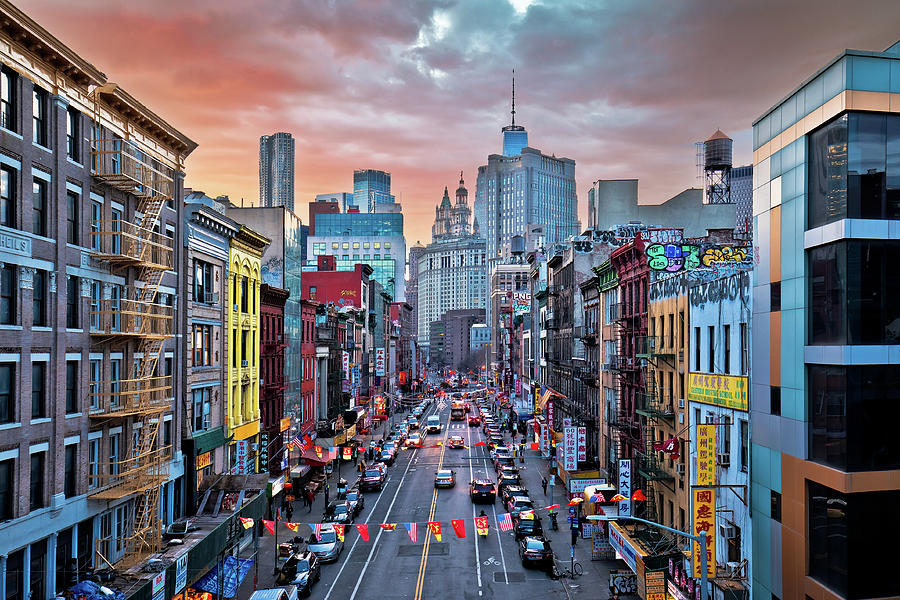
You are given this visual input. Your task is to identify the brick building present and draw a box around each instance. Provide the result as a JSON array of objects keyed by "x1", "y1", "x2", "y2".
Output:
[{"x1": 260, "y1": 284, "x2": 289, "y2": 476}]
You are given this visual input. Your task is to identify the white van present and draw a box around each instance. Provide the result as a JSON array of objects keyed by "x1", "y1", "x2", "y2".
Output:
[{"x1": 426, "y1": 415, "x2": 441, "y2": 433}]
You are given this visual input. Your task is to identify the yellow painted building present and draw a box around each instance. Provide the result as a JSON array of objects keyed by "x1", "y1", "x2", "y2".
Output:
[{"x1": 227, "y1": 226, "x2": 269, "y2": 468}]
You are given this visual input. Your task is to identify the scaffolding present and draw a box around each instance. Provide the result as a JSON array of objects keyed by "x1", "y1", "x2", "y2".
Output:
[{"x1": 86, "y1": 95, "x2": 176, "y2": 570}]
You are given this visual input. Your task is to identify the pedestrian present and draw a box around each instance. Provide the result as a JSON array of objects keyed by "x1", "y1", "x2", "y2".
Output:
[
  {"x1": 542, "y1": 476, "x2": 548, "y2": 496},
  {"x1": 324, "y1": 481, "x2": 329, "y2": 502},
  {"x1": 306, "y1": 489, "x2": 314, "y2": 513},
  {"x1": 301, "y1": 489, "x2": 310, "y2": 510},
  {"x1": 285, "y1": 502, "x2": 293, "y2": 522}
]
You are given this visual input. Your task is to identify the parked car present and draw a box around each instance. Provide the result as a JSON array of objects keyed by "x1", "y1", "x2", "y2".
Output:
[
  {"x1": 514, "y1": 513, "x2": 544, "y2": 540},
  {"x1": 380, "y1": 448, "x2": 396, "y2": 466},
  {"x1": 345, "y1": 489, "x2": 365, "y2": 516},
  {"x1": 500, "y1": 466, "x2": 520, "y2": 482},
  {"x1": 470, "y1": 479, "x2": 497, "y2": 503},
  {"x1": 434, "y1": 469, "x2": 456, "y2": 488},
  {"x1": 507, "y1": 496, "x2": 535, "y2": 519},
  {"x1": 323, "y1": 500, "x2": 354, "y2": 524},
  {"x1": 518, "y1": 536, "x2": 554, "y2": 572},
  {"x1": 360, "y1": 467, "x2": 386, "y2": 491},
  {"x1": 500, "y1": 484, "x2": 529, "y2": 505},
  {"x1": 307, "y1": 525, "x2": 344, "y2": 563},
  {"x1": 276, "y1": 550, "x2": 321, "y2": 596}
]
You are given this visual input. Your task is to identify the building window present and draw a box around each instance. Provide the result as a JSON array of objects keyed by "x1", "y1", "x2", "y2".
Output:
[
  {"x1": 739, "y1": 322, "x2": 748, "y2": 375},
  {"x1": 694, "y1": 327, "x2": 700, "y2": 371},
  {"x1": 33, "y1": 270, "x2": 46, "y2": 326},
  {"x1": 30, "y1": 451, "x2": 45, "y2": 510},
  {"x1": 66, "y1": 191, "x2": 79, "y2": 245},
  {"x1": 707, "y1": 326, "x2": 715, "y2": 372},
  {"x1": 31, "y1": 362, "x2": 46, "y2": 419},
  {"x1": 32, "y1": 87, "x2": 47, "y2": 146},
  {"x1": 88, "y1": 439, "x2": 99, "y2": 489},
  {"x1": 723, "y1": 324, "x2": 731, "y2": 374},
  {"x1": 110, "y1": 359, "x2": 121, "y2": 408},
  {"x1": 0, "y1": 67, "x2": 16, "y2": 132},
  {"x1": 240, "y1": 277, "x2": 248, "y2": 312},
  {"x1": 0, "y1": 264, "x2": 16, "y2": 325},
  {"x1": 110, "y1": 207, "x2": 122, "y2": 254},
  {"x1": 89, "y1": 281, "x2": 100, "y2": 331},
  {"x1": 770, "y1": 281, "x2": 781, "y2": 312},
  {"x1": 65, "y1": 361, "x2": 79, "y2": 414},
  {"x1": 192, "y1": 387, "x2": 211, "y2": 432},
  {"x1": 770, "y1": 385, "x2": 781, "y2": 416},
  {"x1": 109, "y1": 433, "x2": 120, "y2": 477},
  {"x1": 740, "y1": 419, "x2": 748, "y2": 472},
  {"x1": 194, "y1": 260, "x2": 214, "y2": 303},
  {"x1": 66, "y1": 276, "x2": 79, "y2": 329},
  {"x1": 66, "y1": 108, "x2": 80, "y2": 161},
  {"x1": 90, "y1": 200, "x2": 101, "y2": 250},
  {"x1": 0, "y1": 164, "x2": 15, "y2": 228},
  {"x1": 89, "y1": 359, "x2": 100, "y2": 410},
  {"x1": 0, "y1": 458, "x2": 12, "y2": 519},
  {"x1": 32, "y1": 178, "x2": 46, "y2": 236},
  {"x1": 193, "y1": 324, "x2": 212, "y2": 366},
  {"x1": 64, "y1": 444, "x2": 77, "y2": 497}
]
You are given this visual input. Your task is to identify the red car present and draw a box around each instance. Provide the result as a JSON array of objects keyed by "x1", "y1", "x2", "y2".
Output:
[
  {"x1": 464, "y1": 402, "x2": 471, "y2": 413},
  {"x1": 448, "y1": 436, "x2": 465, "y2": 449},
  {"x1": 467, "y1": 415, "x2": 481, "y2": 426}
]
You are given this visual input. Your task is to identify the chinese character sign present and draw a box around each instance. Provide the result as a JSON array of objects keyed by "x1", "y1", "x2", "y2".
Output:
[
  {"x1": 688, "y1": 373, "x2": 748, "y2": 411},
  {"x1": 618, "y1": 459, "x2": 632, "y2": 516},
  {"x1": 562, "y1": 417, "x2": 572, "y2": 428},
  {"x1": 563, "y1": 427, "x2": 577, "y2": 471},
  {"x1": 692, "y1": 489, "x2": 716, "y2": 578},
  {"x1": 577, "y1": 427, "x2": 586, "y2": 462},
  {"x1": 235, "y1": 440, "x2": 248, "y2": 475},
  {"x1": 548, "y1": 399, "x2": 555, "y2": 428},
  {"x1": 342, "y1": 351, "x2": 350, "y2": 380},
  {"x1": 375, "y1": 348, "x2": 386, "y2": 377},
  {"x1": 540, "y1": 422, "x2": 550, "y2": 457},
  {"x1": 697, "y1": 424, "x2": 716, "y2": 486}
]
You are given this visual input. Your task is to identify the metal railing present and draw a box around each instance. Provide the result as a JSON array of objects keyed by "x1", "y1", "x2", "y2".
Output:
[
  {"x1": 88, "y1": 445, "x2": 171, "y2": 496},
  {"x1": 90, "y1": 220, "x2": 174, "y2": 268},
  {"x1": 91, "y1": 137, "x2": 174, "y2": 199},
  {"x1": 90, "y1": 298, "x2": 173, "y2": 337},
  {"x1": 88, "y1": 375, "x2": 173, "y2": 417}
]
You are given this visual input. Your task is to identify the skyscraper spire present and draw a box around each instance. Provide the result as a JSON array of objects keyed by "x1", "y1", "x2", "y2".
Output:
[{"x1": 511, "y1": 69, "x2": 516, "y2": 126}]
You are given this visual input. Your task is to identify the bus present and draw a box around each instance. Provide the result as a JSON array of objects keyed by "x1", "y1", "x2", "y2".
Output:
[{"x1": 450, "y1": 404, "x2": 466, "y2": 421}]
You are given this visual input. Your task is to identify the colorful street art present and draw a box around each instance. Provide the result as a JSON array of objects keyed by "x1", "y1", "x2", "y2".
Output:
[{"x1": 646, "y1": 243, "x2": 701, "y2": 272}]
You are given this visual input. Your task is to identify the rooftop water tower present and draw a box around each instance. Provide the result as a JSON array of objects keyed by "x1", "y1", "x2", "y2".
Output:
[{"x1": 704, "y1": 129, "x2": 733, "y2": 204}]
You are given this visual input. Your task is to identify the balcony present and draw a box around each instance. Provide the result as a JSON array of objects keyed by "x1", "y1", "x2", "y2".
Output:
[
  {"x1": 91, "y1": 137, "x2": 174, "y2": 199},
  {"x1": 88, "y1": 444, "x2": 171, "y2": 499},
  {"x1": 90, "y1": 220, "x2": 174, "y2": 269},
  {"x1": 636, "y1": 335, "x2": 676, "y2": 360},
  {"x1": 636, "y1": 387, "x2": 675, "y2": 421},
  {"x1": 90, "y1": 298, "x2": 174, "y2": 339},
  {"x1": 88, "y1": 375, "x2": 173, "y2": 418},
  {"x1": 636, "y1": 450, "x2": 674, "y2": 481}
]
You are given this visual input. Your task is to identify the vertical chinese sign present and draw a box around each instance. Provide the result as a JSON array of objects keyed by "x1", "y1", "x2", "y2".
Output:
[
  {"x1": 235, "y1": 440, "x2": 248, "y2": 475},
  {"x1": 618, "y1": 459, "x2": 632, "y2": 516},
  {"x1": 375, "y1": 348, "x2": 386, "y2": 377},
  {"x1": 342, "y1": 351, "x2": 350, "y2": 380},
  {"x1": 696, "y1": 424, "x2": 716, "y2": 486},
  {"x1": 692, "y1": 488, "x2": 716, "y2": 578},
  {"x1": 576, "y1": 426, "x2": 586, "y2": 462},
  {"x1": 563, "y1": 427, "x2": 577, "y2": 471}
]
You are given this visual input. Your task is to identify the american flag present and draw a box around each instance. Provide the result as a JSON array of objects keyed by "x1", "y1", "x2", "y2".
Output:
[
  {"x1": 314, "y1": 523, "x2": 323, "y2": 541},
  {"x1": 497, "y1": 513, "x2": 513, "y2": 532}
]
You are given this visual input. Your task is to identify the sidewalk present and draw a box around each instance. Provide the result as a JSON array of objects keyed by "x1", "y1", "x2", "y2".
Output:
[{"x1": 511, "y1": 433, "x2": 625, "y2": 599}]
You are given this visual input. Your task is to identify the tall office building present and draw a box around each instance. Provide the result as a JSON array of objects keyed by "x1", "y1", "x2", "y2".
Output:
[
  {"x1": 406, "y1": 242, "x2": 426, "y2": 342},
  {"x1": 752, "y1": 40, "x2": 900, "y2": 600},
  {"x1": 259, "y1": 132, "x2": 295, "y2": 212},
  {"x1": 315, "y1": 192, "x2": 357, "y2": 213},
  {"x1": 475, "y1": 87, "x2": 578, "y2": 324},
  {"x1": 354, "y1": 169, "x2": 394, "y2": 212}
]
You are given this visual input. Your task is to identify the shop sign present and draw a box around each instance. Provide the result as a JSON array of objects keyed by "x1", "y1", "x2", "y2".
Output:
[
  {"x1": 270, "y1": 474, "x2": 285, "y2": 497},
  {"x1": 280, "y1": 417, "x2": 291, "y2": 432},
  {"x1": 540, "y1": 422, "x2": 550, "y2": 457},
  {"x1": 608, "y1": 522, "x2": 639, "y2": 573},
  {"x1": 258, "y1": 432, "x2": 269, "y2": 474},
  {"x1": 569, "y1": 477, "x2": 607, "y2": 494},
  {"x1": 342, "y1": 380, "x2": 350, "y2": 393},
  {"x1": 375, "y1": 348, "x2": 385, "y2": 376},
  {"x1": 577, "y1": 426, "x2": 586, "y2": 462},
  {"x1": 688, "y1": 373, "x2": 748, "y2": 411},
  {"x1": 692, "y1": 488, "x2": 716, "y2": 578},
  {"x1": 610, "y1": 570, "x2": 638, "y2": 595},
  {"x1": 342, "y1": 351, "x2": 350, "y2": 379},
  {"x1": 547, "y1": 399, "x2": 554, "y2": 428},
  {"x1": 235, "y1": 440, "x2": 248, "y2": 475},
  {"x1": 591, "y1": 521, "x2": 615, "y2": 560},
  {"x1": 174, "y1": 554, "x2": 188, "y2": 594},
  {"x1": 697, "y1": 424, "x2": 716, "y2": 486},
  {"x1": 563, "y1": 427, "x2": 577, "y2": 471},
  {"x1": 342, "y1": 447, "x2": 352, "y2": 460},
  {"x1": 645, "y1": 569, "x2": 667, "y2": 600},
  {"x1": 152, "y1": 572, "x2": 165, "y2": 600},
  {"x1": 562, "y1": 418, "x2": 572, "y2": 428},
  {"x1": 618, "y1": 459, "x2": 632, "y2": 516},
  {"x1": 196, "y1": 451, "x2": 212, "y2": 471},
  {"x1": 668, "y1": 580, "x2": 692, "y2": 600}
]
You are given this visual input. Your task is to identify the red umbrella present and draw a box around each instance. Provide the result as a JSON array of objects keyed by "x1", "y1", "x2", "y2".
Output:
[
  {"x1": 632, "y1": 489, "x2": 647, "y2": 502},
  {"x1": 610, "y1": 494, "x2": 626, "y2": 502}
]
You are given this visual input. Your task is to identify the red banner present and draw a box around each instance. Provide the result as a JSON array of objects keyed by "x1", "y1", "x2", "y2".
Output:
[
  {"x1": 427, "y1": 521, "x2": 441, "y2": 542},
  {"x1": 355, "y1": 524, "x2": 369, "y2": 541},
  {"x1": 451, "y1": 519, "x2": 466, "y2": 539},
  {"x1": 262, "y1": 520, "x2": 275, "y2": 536},
  {"x1": 333, "y1": 524, "x2": 345, "y2": 542},
  {"x1": 474, "y1": 516, "x2": 489, "y2": 536}
]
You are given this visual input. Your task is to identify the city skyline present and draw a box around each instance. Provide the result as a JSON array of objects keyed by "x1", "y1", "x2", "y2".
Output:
[{"x1": 24, "y1": 0, "x2": 900, "y2": 245}]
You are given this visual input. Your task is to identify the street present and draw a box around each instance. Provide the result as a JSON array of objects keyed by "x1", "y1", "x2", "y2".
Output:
[{"x1": 264, "y1": 402, "x2": 572, "y2": 600}]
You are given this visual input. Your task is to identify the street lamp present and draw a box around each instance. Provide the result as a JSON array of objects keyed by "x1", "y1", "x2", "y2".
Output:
[{"x1": 586, "y1": 515, "x2": 709, "y2": 600}]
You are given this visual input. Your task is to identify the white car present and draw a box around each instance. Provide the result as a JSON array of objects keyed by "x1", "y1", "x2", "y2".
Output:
[{"x1": 406, "y1": 433, "x2": 422, "y2": 447}]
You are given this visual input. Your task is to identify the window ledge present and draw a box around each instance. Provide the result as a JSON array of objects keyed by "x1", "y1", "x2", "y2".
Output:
[
  {"x1": 1, "y1": 126, "x2": 22, "y2": 140},
  {"x1": 0, "y1": 325, "x2": 22, "y2": 330},
  {"x1": 0, "y1": 422, "x2": 21, "y2": 431},
  {"x1": 32, "y1": 327, "x2": 52, "y2": 332},
  {"x1": 30, "y1": 418, "x2": 51, "y2": 425},
  {"x1": 66, "y1": 329, "x2": 84, "y2": 333},
  {"x1": 66, "y1": 157, "x2": 83, "y2": 168},
  {"x1": 65, "y1": 412, "x2": 82, "y2": 419},
  {"x1": 32, "y1": 142, "x2": 52, "y2": 154}
]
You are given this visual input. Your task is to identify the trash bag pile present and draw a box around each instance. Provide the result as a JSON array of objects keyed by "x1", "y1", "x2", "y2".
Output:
[{"x1": 69, "y1": 580, "x2": 126, "y2": 600}]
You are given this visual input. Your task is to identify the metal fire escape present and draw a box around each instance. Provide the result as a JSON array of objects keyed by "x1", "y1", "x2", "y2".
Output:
[{"x1": 87, "y1": 96, "x2": 176, "y2": 569}]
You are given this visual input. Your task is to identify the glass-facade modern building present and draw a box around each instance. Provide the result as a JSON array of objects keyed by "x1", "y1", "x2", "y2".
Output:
[
  {"x1": 353, "y1": 169, "x2": 394, "y2": 213},
  {"x1": 751, "y1": 40, "x2": 900, "y2": 600},
  {"x1": 259, "y1": 132, "x2": 295, "y2": 213},
  {"x1": 307, "y1": 212, "x2": 406, "y2": 301}
]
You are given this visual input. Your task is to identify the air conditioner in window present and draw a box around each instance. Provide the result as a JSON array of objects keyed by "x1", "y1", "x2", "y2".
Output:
[
  {"x1": 675, "y1": 463, "x2": 685, "y2": 475},
  {"x1": 720, "y1": 524, "x2": 737, "y2": 539},
  {"x1": 717, "y1": 453, "x2": 731, "y2": 467},
  {"x1": 678, "y1": 398, "x2": 685, "y2": 409},
  {"x1": 205, "y1": 292, "x2": 219, "y2": 304}
]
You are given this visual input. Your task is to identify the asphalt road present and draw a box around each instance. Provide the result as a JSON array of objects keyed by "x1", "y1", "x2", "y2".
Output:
[{"x1": 307, "y1": 401, "x2": 568, "y2": 600}]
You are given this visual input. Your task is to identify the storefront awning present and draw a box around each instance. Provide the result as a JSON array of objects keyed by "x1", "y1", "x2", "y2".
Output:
[
  {"x1": 290, "y1": 465, "x2": 310, "y2": 478},
  {"x1": 193, "y1": 555, "x2": 254, "y2": 598},
  {"x1": 301, "y1": 448, "x2": 335, "y2": 465}
]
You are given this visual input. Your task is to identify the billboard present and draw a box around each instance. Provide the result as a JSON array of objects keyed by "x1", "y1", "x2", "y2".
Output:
[
  {"x1": 618, "y1": 459, "x2": 632, "y2": 516},
  {"x1": 696, "y1": 424, "x2": 716, "y2": 486},
  {"x1": 692, "y1": 488, "x2": 716, "y2": 578},
  {"x1": 688, "y1": 373, "x2": 749, "y2": 411},
  {"x1": 563, "y1": 427, "x2": 577, "y2": 471}
]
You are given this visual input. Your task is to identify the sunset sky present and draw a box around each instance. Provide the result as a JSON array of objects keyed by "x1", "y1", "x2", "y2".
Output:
[{"x1": 26, "y1": 0, "x2": 900, "y2": 246}]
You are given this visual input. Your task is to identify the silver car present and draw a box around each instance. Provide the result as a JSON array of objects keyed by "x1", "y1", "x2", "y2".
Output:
[{"x1": 307, "y1": 525, "x2": 344, "y2": 563}]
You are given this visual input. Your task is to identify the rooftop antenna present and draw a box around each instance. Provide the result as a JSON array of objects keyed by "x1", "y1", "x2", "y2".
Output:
[{"x1": 511, "y1": 69, "x2": 516, "y2": 126}]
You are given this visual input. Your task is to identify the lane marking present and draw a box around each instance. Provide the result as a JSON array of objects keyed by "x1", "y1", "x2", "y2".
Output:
[
  {"x1": 466, "y1": 409, "x2": 483, "y2": 592},
  {"x1": 413, "y1": 414, "x2": 450, "y2": 600}
]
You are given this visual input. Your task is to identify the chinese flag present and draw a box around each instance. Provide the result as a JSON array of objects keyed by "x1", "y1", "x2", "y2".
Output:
[
  {"x1": 427, "y1": 521, "x2": 442, "y2": 542},
  {"x1": 474, "y1": 516, "x2": 489, "y2": 536},
  {"x1": 314, "y1": 446, "x2": 323, "y2": 458},
  {"x1": 286, "y1": 442, "x2": 294, "y2": 451},
  {"x1": 451, "y1": 519, "x2": 466, "y2": 539},
  {"x1": 262, "y1": 520, "x2": 275, "y2": 536},
  {"x1": 239, "y1": 517, "x2": 254, "y2": 529},
  {"x1": 355, "y1": 524, "x2": 370, "y2": 541},
  {"x1": 333, "y1": 524, "x2": 345, "y2": 542},
  {"x1": 380, "y1": 523, "x2": 397, "y2": 531},
  {"x1": 473, "y1": 441, "x2": 487, "y2": 447},
  {"x1": 284, "y1": 522, "x2": 299, "y2": 532}
]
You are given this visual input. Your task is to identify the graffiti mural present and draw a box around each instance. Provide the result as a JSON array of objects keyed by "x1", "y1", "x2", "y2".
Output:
[
  {"x1": 646, "y1": 243, "x2": 701, "y2": 272},
  {"x1": 701, "y1": 245, "x2": 750, "y2": 268},
  {"x1": 639, "y1": 227, "x2": 683, "y2": 244},
  {"x1": 689, "y1": 271, "x2": 750, "y2": 306}
]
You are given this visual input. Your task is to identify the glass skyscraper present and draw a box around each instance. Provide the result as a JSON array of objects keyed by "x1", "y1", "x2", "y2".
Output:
[
  {"x1": 354, "y1": 169, "x2": 395, "y2": 212},
  {"x1": 259, "y1": 132, "x2": 295, "y2": 212}
]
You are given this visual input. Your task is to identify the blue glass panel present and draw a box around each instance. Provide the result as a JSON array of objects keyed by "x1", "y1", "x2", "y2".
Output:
[
  {"x1": 822, "y1": 58, "x2": 846, "y2": 99},
  {"x1": 850, "y1": 56, "x2": 890, "y2": 92}
]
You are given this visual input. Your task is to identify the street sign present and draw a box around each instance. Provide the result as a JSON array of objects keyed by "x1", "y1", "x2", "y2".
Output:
[{"x1": 174, "y1": 554, "x2": 188, "y2": 593}]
